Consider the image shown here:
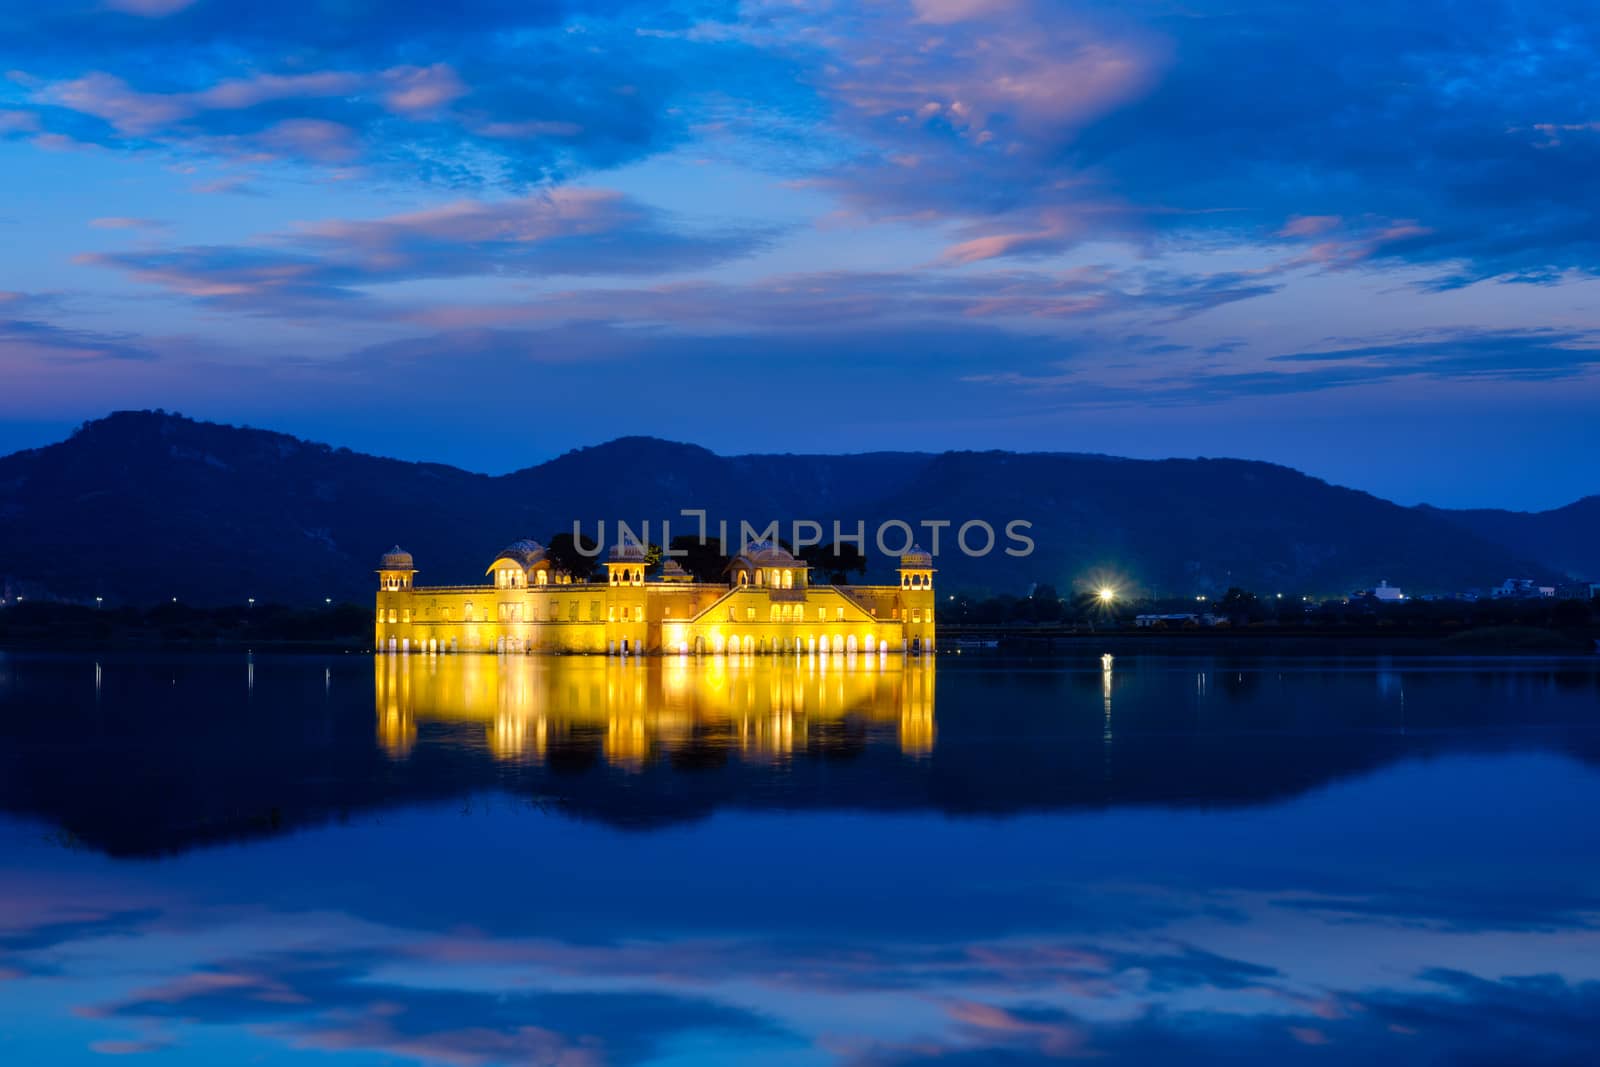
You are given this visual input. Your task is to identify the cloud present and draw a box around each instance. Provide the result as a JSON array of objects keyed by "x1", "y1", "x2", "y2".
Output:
[
  {"x1": 190, "y1": 175, "x2": 262, "y2": 196},
  {"x1": 848, "y1": 970, "x2": 1600, "y2": 1066},
  {"x1": 1266, "y1": 328, "x2": 1600, "y2": 385},
  {"x1": 103, "y1": 0, "x2": 199, "y2": 15},
  {"x1": 81, "y1": 188, "x2": 776, "y2": 314},
  {"x1": 3, "y1": 3, "x2": 716, "y2": 182},
  {"x1": 395, "y1": 265, "x2": 1274, "y2": 334},
  {"x1": 0, "y1": 310, "x2": 161, "y2": 362},
  {"x1": 0, "y1": 109, "x2": 42, "y2": 134},
  {"x1": 89, "y1": 217, "x2": 165, "y2": 230},
  {"x1": 964, "y1": 326, "x2": 1600, "y2": 404},
  {"x1": 718, "y1": 0, "x2": 1600, "y2": 282},
  {"x1": 89, "y1": 945, "x2": 785, "y2": 1067},
  {"x1": 380, "y1": 63, "x2": 468, "y2": 116},
  {"x1": 12, "y1": 0, "x2": 1600, "y2": 284}
]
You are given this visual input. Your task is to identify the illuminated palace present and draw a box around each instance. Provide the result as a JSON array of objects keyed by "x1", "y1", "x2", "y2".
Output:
[{"x1": 375, "y1": 537, "x2": 937, "y2": 655}]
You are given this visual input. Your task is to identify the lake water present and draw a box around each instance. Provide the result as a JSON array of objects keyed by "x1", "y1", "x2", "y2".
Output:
[{"x1": 1, "y1": 650, "x2": 1598, "y2": 1065}]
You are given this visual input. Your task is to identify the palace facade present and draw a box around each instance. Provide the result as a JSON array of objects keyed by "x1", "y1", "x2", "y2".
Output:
[{"x1": 375, "y1": 538, "x2": 936, "y2": 655}]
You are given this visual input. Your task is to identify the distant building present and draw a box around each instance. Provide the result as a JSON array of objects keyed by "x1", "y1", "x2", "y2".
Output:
[
  {"x1": 1371, "y1": 580, "x2": 1404, "y2": 602},
  {"x1": 1493, "y1": 578, "x2": 1554, "y2": 599},
  {"x1": 1134, "y1": 613, "x2": 1220, "y2": 628}
]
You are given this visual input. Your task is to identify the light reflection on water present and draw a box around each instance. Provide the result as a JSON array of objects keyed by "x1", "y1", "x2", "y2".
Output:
[
  {"x1": 375, "y1": 652, "x2": 937, "y2": 766},
  {"x1": 0, "y1": 651, "x2": 1598, "y2": 1065}
]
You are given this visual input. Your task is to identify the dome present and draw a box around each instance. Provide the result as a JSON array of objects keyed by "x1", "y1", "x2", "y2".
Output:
[
  {"x1": 900, "y1": 544, "x2": 933, "y2": 567},
  {"x1": 492, "y1": 538, "x2": 547, "y2": 569},
  {"x1": 741, "y1": 539, "x2": 797, "y2": 565},
  {"x1": 379, "y1": 546, "x2": 414, "y2": 570},
  {"x1": 659, "y1": 559, "x2": 691, "y2": 581},
  {"x1": 608, "y1": 538, "x2": 647, "y2": 562}
]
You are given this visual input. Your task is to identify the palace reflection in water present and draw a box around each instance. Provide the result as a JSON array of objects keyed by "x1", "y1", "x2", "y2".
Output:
[
  {"x1": 375, "y1": 651, "x2": 937, "y2": 767},
  {"x1": 5, "y1": 653, "x2": 1600, "y2": 1065}
]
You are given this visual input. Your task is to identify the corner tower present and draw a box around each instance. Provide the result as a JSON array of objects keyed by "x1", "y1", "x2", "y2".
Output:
[
  {"x1": 376, "y1": 546, "x2": 416, "y2": 651},
  {"x1": 897, "y1": 546, "x2": 936, "y2": 652}
]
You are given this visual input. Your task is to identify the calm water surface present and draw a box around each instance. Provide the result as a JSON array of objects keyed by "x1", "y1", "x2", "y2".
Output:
[{"x1": 1, "y1": 651, "x2": 1598, "y2": 1065}]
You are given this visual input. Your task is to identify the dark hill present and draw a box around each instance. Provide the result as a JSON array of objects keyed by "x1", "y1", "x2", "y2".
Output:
[
  {"x1": 1422, "y1": 497, "x2": 1600, "y2": 581},
  {"x1": 0, "y1": 411, "x2": 1586, "y2": 606}
]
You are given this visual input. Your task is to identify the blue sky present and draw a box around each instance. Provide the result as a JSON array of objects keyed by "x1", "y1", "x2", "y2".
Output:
[{"x1": 0, "y1": 0, "x2": 1597, "y2": 508}]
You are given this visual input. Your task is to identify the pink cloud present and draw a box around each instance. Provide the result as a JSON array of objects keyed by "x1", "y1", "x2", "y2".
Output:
[
  {"x1": 257, "y1": 119, "x2": 359, "y2": 163},
  {"x1": 1283, "y1": 218, "x2": 1433, "y2": 269},
  {"x1": 89, "y1": 217, "x2": 165, "y2": 230},
  {"x1": 191, "y1": 175, "x2": 259, "y2": 196},
  {"x1": 911, "y1": 0, "x2": 1021, "y2": 24},
  {"x1": 1525, "y1": 121, "x2": 1600, "y2": 148},
  {"x1": 42, "y1": 69, "x2": 363, "y2": 139},
  {"x1": 88, "y1": 1036, "x2": 175, "y2": 1055},
  {"x1": 471, "y1": 119, "x2": 584, "y2": 140},
  {"x1": 941, "y1": 226, "x2": 1079, "y2": 264},
  {"x1": 302, "y1": 188, "x2": 643, "y2": 250},
  {"x1": 270, "y1": 1016, "x2": 601, "y2": 1067},
  {"x1": 102, "y1": 0, "x2": 199, "y2": 15},
  {"x1": 1277, "y1": 215, "x2": 1342, "y2": 238},
  {"x1": 46, "y1": 73, "x2": 190, "y2": 135},
  {"x1": 381, "y1": 64, "x2": 468, "y2": 116},
  {"x1": 820, "y1": 3, "x2": 1167, "y2": 148},
  {"x1": 945, "y1": 999, "x2": 1090, "y2": 1056},
  {"x1": 191, "y1": 71, "x2": 361, "y2": 111},
  {"x1": 0, "y1": 109, "x2": 41, "y2": 134}
]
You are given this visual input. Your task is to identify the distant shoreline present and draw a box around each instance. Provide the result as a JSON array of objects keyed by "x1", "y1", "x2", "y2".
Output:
[
  {"x1": 0, "y1": 632, "x2": 1592, "y2": 658},
  {"x1": 0, "y1": 600, "x2": 1593, "y2": 657}
]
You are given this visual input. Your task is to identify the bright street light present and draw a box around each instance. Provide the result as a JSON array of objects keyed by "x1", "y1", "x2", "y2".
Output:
[{"x1": 1098, "y1": 587, "x2": 1116, "y2": 603}]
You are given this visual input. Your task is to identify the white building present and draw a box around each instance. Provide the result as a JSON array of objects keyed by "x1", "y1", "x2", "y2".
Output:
[{"x1": 1493, "y1": 578, "x2": 1554, "y2": 599}]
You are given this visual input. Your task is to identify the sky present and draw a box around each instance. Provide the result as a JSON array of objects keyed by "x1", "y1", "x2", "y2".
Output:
[{"x1": 0, "y1": 0, "x2": 1596, "y2": 510}]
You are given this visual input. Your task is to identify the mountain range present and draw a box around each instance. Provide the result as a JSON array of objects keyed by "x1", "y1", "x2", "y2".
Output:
[{"x1": 0, "y1": 410, "x2": 1592, "y2": 606}]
